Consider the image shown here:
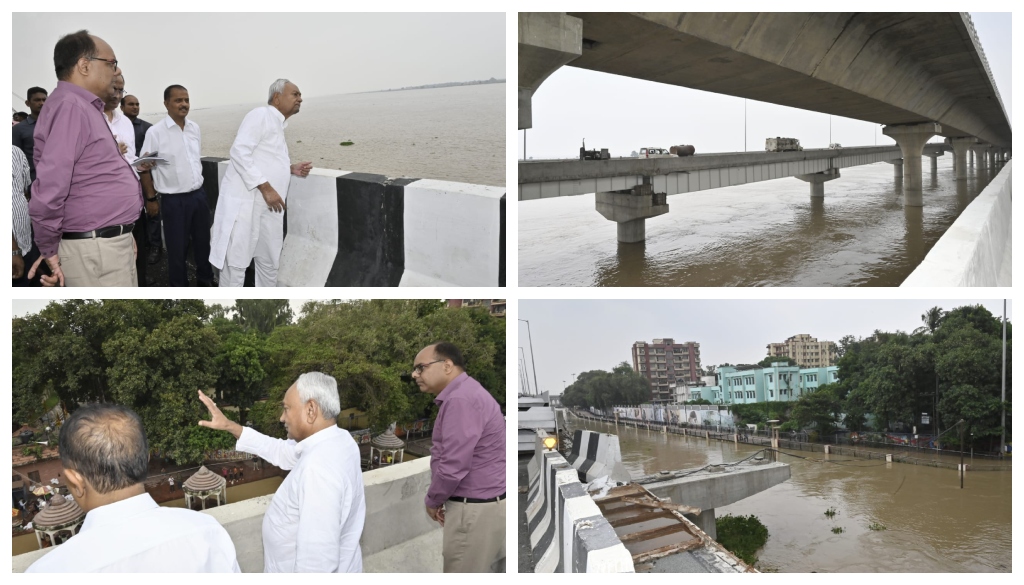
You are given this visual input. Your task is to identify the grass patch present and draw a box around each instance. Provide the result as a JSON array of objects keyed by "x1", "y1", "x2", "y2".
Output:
[
  {"x1": 339, "y1": 141, "x2": 354, "y2": 146},
  {"x1": 824, "y1": 507, "x2": 838, "y2": 519},
  {"x1": 868, "y1": 522, "x2": 887, "y2": 531},
  {"x1": 831, "y1": 526, "x2": 845, "y2": 534},
  {"x1": 716, "y1": 514, "x2": 769, "y2": 566}
]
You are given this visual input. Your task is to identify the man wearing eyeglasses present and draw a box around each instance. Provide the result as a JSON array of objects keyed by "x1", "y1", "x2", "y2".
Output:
[
  {"x1": 412, "y1": 342, "x2": 505, "y2": 572},
  {"x1": 28, "y1": 30, "x2": 148, "y2": 286}
]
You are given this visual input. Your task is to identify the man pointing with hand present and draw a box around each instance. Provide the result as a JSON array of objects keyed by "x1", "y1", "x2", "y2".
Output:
[
  {"x1": 209, "y1": 78, "x2": 312, "y2": 287},
  {"x1": 197, "y1": 373, "x2": 365, "y2": 572}
]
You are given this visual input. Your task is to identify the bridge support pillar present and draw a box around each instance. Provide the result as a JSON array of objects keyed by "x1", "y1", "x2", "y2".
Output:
[
  {"x1": 883, "y1": 122, "x2": 941, "y2": 207},
  {"x1": 973, "y1": 145, "x2": 991, "y2": 171},
  {"x1": 685, "y1": 508, "x2": 717, "y2": 540},
  {"x1": 949, "y1": 137, "x2": 976, "y2": 180},
  {"x1": 925, "y1": 152, "x2": 942, "y2": 173},
  {"x1": 518, "y1": 13, "x2": 582, "y2": 130},
  {"x1": 969, "y1": 149, "x2": 975, "y2": 167},
  {"x1": 888, "y1": 159, "x2": 903, "y2": 180},
  {"x1": 795, "y1": 168, "x2": 839, "y2": 198},
  {"x1": 595, "y1": 178, "x2": 669, "y2": 244}
]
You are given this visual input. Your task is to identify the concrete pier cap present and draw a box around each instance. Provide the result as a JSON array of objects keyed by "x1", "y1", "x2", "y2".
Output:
[
  {"x1": 883, "y1": 122, "x2": 941, "y2": 206},
  {"x1": 595, "y1": 177, "x2": 668, "y2": 243},
  {"x1": 518, "y1": 13, "x2": 583, "y2": 130},
  {"x1": 795, "y1": 168, "x2": 839, "y2": 198}
]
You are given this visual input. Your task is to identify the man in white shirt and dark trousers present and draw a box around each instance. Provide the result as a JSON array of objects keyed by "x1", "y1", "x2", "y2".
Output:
[
  {"x1": 198, "y1": 372, "x2": 366, "y2": 572},
  {"x1": 209, "y1": 78, "x2": 312, "y2": 287},
  {"x1": 26, "y1": 404, "x2": 240, "y2": 573},
  {"x1": 141, "y1": 85, "x2": 213, "y2": 286}
]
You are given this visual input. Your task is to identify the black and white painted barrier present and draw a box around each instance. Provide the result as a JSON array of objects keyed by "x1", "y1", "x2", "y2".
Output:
[
  {"x1": 567, "y1": 429, "x2": 631, "y2": 484},
  {"x1": 902, "y1": 160, "x2": 1012, "y2": 286},
  {"x1": 200, "y1": 158, "x2": 505, "y2": 287},
  {"x1": 526, "y1": 432, "x2": 634, "y2": 573}
]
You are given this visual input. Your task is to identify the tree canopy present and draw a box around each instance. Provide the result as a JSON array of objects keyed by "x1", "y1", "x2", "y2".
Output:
[
  {"x1": 12, "y1": 299, "x2": 505, "y2": 464},
  {"x1": 561, "y1": 362, "x2": 652, "y2": 409}
]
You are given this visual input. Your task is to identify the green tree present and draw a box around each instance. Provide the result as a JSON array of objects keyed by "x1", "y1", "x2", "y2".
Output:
[
  {"x1": 790, "y1": 384, "x2": 843, "y2": 436},
  {"x1": 214, "y1": 333, "x2": 269, "y2": 426},
  {"x1": 232, "y1": 300, "x2": 295, "y2": 335},
  {"x1": 757, "y1": 356, "x2": 797, "y2": 367}
]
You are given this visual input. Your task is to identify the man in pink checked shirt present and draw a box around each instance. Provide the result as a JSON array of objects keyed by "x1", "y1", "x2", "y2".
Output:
[{"x1": 412, "y1": 342, "x2": 506, "y2": 573}]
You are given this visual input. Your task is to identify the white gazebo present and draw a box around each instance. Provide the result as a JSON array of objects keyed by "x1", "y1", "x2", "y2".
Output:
[
  {"x1": 183, "y1": 466, "x2": 228, "y2": 510},
  {"x1": 369, "y1": 424, "x2": 406, "y2": 467},
  {"x1": 32, "y1": 494, "x2": 85, "y2": 550}
]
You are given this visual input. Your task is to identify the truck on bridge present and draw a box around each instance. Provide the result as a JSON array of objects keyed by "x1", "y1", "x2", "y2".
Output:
[{"x1": 766, "y1": 137, "x2": 803, "y2": 152}]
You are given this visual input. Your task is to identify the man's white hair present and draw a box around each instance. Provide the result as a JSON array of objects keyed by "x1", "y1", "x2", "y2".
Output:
[
  {"x1": 296, "y1": 372, "x2": 341, "y2": 420},
  {"x1": 268, "y1": 78, "x2": 291, "y2": 105}
]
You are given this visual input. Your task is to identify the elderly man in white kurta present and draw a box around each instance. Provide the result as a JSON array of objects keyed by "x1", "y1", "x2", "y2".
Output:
[
  {"x1": 198, "y1": 373, "x2": 366, "y2": 572},
  {"x1": 209, "y1": 78, "x2": 312, "y2": 287}
]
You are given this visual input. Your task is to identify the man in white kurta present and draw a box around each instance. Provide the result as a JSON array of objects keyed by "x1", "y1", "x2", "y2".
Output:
[
  {"x1": 209, "y1": 79, "x2": 311, "y2": 287},
  {"x1": 27, "y1": 403, "x2": 239, "y2": 573},
  {"x1": 198, "y1": 372, "x2": 365, "y2": 572}
]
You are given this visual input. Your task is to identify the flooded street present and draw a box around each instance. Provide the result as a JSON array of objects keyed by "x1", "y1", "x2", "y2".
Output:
[
  {"x1": 519, "y1": 156, "x2": 1002, "y2": 286},
  {"x1": 575, "y1": 419, "x2": 1011, "y2": 572}
]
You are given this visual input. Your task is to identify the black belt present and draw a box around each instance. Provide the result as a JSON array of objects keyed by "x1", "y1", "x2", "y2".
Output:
[
  {"x1": 63, "y1": 223, "x2": 135, "y2": 240},
  {"x1": 448, "y1": 493, "x2": 506, "y2": 504}
]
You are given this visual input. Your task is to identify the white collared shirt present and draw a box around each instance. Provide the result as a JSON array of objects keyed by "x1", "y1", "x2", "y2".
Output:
[
  {"x1": 236, "y1": 425, "x2": 365, "y2": 573},
  {"x1": 105, "y1": 108, "x2": 137, "y2": 165},
  {"x1": 142, "y1": 115, "x2": 204, "y2": 194},
  {"x1": 25, "y1": 493, "x2": 240, "y2": 573}
]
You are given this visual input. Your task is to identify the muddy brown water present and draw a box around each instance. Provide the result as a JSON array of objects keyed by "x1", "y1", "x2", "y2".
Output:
[
  {"x1": 520, "y1": 157, "x2": 1004, "y2": 286},
  {"x1": 575, "y1": 418, "x2": 1011, "y2": 572}
]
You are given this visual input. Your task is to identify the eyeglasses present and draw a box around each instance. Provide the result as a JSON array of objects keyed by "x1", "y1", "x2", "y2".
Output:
[
  {"x1": 88, "y1": 57, "x2": 119, "y2": 70},
  {"x1": 412, "y1": 359, "x2": 445, "y2": 375}
]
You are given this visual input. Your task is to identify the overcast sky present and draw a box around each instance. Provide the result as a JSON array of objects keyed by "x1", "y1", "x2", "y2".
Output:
[
  {"x1": 518, "y1": 300, "x2": 1011, "y2": 396},
  {"x1": 12, "y1": 299, "x2": 314, "y2": 319},
  {"x1": 519, "y1": 12, "x2": 1010, "y2": 159},
  {"x1": 12, "y1": 13, "x2": 504, "y2": 113}
]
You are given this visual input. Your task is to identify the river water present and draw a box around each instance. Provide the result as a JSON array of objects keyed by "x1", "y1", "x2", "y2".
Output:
[
  {"x1": 519, "y1": 156, "x2": 1003, "y2": 286},
  {"x1": 575, "y1": 419, "x2": 1011, "y2": 573},
  {"x1": 141, "y1": 83, "x2": 505, "y2": 187}
]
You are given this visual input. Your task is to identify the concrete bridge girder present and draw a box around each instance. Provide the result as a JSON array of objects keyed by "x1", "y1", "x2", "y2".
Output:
[
  {"x1": 795, "y1": 168, "x2": 840, "y2": 198},
  {"x1": 883, "y1": 122, "x2": 941, "y2": 206},
  {"x1": 518, "y1": 13, "x2": 582, "y2": 130}
]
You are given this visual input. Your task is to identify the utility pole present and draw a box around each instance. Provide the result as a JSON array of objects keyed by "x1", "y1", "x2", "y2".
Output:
[
  {"x1": 518, "y1": 347, "x2": 532, "y2": 395},
  {"x1": 959, "y1": 419, "x2": 966, "y2": 489},
  {"x1": 1001, "y1": 299, "x2": 1006, "y2": 456},
  {"x1": 519, "y1": 319, "x2": 540, "y2": 398}
]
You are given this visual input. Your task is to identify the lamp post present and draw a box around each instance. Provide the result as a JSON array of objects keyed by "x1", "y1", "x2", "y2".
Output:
[
  {"x1": 519, "y1": 319, "x2": 540, "y2": 398},
  {"x1": 958, "y1": 419, "x2": 966, "y2": 489}
]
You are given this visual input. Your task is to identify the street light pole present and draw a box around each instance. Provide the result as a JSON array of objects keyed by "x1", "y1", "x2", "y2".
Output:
[
  {"x1": 519, "y1": 319, "x2": 540, "y2": 399},
  {"x1": 959, "y1": 419, "x2": 965, "y2": 489},
  {"x1": 518, "y1": 347, "x2": 531, "y2": 395}
]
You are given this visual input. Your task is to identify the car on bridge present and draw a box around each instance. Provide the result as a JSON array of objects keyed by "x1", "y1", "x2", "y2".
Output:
[{"x1": 639, "y1": 147, "x2": 674, "y2": 158}]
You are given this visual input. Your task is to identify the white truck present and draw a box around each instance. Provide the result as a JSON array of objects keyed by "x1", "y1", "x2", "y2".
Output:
[{"x1": 765, "y1": 137, "x2": 803, "y2": 152}]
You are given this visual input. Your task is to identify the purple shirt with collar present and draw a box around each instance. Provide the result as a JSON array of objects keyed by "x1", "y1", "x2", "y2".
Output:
[
  {"x1": 29, "y1": 81, "x2": 142, "y2": 257},
  {"x1": 426, "y1": 372, "x2": 506, "y2": 508}
]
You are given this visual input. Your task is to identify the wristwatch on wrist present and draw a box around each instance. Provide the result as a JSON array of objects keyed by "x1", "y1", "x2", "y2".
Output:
[
  {"x1": 13, "y1": 248, "x2": 22, "y2": 257},
  {"x1": 146, "y1": 196, "x2": 158, "y2": 202}
]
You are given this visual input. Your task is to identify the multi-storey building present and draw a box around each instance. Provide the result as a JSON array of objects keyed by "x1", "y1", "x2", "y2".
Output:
[
  {"x1": 631, "y1": 338, "x2": 701, "y2": 403},
  {"x1": 767, "y1": 334, "x2": 837, "y2": 367},
  {"x1": 447, "y1": 299, "x2": 506, "y2": 318},
  {"x1": 691, "y1": 362, "x2": 840, "y2": 405}
]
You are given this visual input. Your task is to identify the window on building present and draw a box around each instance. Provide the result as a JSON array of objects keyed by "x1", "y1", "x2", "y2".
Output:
[{"x1": 28, "y1": 471, "x2": 40, "y2": 484}]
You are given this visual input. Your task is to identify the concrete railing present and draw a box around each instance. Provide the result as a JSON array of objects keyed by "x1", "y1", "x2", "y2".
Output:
[
  {"x1": 566, "y1": 429, "x2": 630, "y2": 484},
  {"x1": 200, "y1": 158, "x2": 506, "y2": 287},
  {"x1": 526, "y1": 432, "x2": 634, "y2": 573},
  {"x1": 902, "y1": 160, "x2": 1012, "y2": 286},
  {"x1": 12, "y1": 457, "x2": 441, "y2": 573}
]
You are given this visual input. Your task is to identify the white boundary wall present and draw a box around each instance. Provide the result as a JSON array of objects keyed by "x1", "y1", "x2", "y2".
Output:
[{"x1": 902, "y1": 161, "x2": 1012, "y2": 286}]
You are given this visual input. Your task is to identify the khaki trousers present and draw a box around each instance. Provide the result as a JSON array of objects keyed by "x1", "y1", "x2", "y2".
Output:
[
  {"x1": 443, "y1": 499, "x2": 506, "y2": 573},
  {"x1": 58, "y1": 233, "x2": 138, "y2": 287}
]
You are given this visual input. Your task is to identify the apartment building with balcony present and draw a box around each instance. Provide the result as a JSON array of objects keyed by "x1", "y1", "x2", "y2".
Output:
[
  {"x1": 767, "y1": 334, "x2": 837, "y2": 368},
  {"x1": 631, "y1": 338, "x2": 701, "y2": 403}
]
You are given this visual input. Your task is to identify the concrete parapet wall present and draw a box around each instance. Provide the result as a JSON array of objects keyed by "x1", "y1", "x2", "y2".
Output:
[
  {"x1": 901, "y1": 160, "x2": 1012, "y2": 286},
  {"x1": 12, "y1": 458, "x2": 440, "y2": 573},
  {"x1": 526, "y1": 434, "x2": 634, "y2": 573},
  {"x1": 199, "y1": 158, "x2": 505, "y2": 287},
  {"x1": 567, "y1": 430, "x2": 631, "y2": 483}
]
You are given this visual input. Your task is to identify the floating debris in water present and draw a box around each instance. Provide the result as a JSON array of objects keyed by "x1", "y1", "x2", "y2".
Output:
[{"x1": 340, "y1": 141, "x2": 354, "y2": 146}]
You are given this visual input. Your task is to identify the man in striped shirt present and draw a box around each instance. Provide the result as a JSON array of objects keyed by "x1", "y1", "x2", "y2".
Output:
[{"x1": 12, "y1": 145, "x2": 37, "y2": 285}]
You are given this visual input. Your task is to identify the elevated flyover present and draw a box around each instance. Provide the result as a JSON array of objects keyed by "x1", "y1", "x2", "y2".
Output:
[{"x1": 519, "y1": 12, "x2": 1011, "y2": 241}]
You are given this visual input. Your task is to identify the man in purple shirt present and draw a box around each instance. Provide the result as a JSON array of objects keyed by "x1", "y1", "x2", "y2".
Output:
[
  {"x1": 413, "y1": 342, "x2": 505, "y2": 573},
  {"x1": 27, "y1": 30, "x2": 145, "y2": 287}
]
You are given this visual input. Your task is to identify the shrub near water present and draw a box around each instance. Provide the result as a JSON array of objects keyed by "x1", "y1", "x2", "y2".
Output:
[{"x1": 716, "y1": 514, "x2": 769, "y2": 566}]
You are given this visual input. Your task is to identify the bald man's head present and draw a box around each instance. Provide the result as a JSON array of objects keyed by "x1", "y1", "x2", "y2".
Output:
[{"x1": 59, "y1": 404, "x2": 149, "y2": 494}]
